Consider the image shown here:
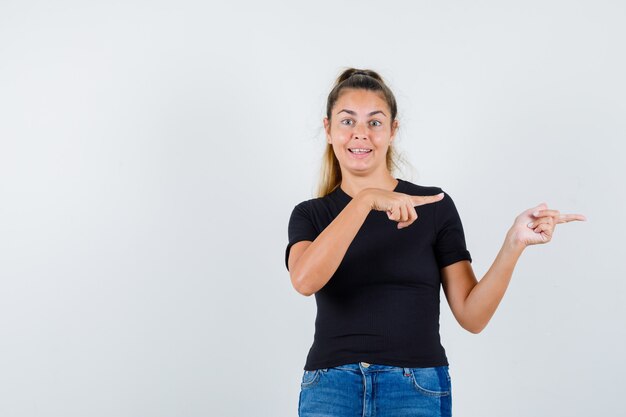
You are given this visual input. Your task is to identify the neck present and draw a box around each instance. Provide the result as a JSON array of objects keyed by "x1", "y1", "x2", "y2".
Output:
[{"x1": 339, "y1": 172, "x2": 398, "y2": 199}]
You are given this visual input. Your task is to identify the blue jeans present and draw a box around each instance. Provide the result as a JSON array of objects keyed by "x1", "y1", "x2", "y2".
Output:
[{"x1": 298, "y1": 362, "x2": 452, "y2": 417}]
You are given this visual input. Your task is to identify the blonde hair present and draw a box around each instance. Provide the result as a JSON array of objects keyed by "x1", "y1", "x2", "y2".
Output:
[{"x1": 316, "y1": 68, "x2": 407, "y2": 198}]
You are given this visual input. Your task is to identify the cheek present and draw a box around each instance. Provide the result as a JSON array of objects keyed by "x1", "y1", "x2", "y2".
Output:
[{"x1": 334, "y1": 125, "x2": 351, "y2": 135}]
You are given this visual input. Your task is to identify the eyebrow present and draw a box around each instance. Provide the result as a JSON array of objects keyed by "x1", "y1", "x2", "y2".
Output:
[{"x1": 336, "y1": 109, "x2": 387, "y2": 117}]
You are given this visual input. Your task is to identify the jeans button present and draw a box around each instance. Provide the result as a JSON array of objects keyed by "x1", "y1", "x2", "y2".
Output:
[{"x1": 361, "y1": 362, "x2": 370, "y2": 367}]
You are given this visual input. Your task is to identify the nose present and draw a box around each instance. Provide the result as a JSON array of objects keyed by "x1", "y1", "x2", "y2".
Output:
[{"x1": 353, "y1": 123, "x2": 369, "y2": 140}]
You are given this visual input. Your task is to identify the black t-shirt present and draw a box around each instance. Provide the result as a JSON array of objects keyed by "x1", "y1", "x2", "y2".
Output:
[{"x1": 285, "y1": 178, "x2": 472, "y2": 371}]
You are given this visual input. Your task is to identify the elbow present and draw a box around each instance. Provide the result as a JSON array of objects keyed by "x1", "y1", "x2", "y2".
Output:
[
  {"x1": 295, "y1": 285, "x2": 315, "y2": 297},
  {"x1": 465, "y1": 325, "x2": 484, "y2": 334},
  {"x1": 461, "y1": 320, "x2": 487, "y2": 334},
  {"x1": 456, "y1": 308, "x2": 490, "y2": 334},
  {"x1": 290, "y1": 272, "x2": 316, "y2": 297}
]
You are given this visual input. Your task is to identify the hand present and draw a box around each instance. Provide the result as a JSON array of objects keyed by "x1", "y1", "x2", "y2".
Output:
[
  {"x1": 357, "y1": 188, "x2": 445, "y2": 229},
  {"x1": 507, "y1": 202, "x2": 587, "y2": 247}
]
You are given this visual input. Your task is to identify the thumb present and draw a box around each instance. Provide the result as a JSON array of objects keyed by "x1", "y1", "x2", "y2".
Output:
[{"x1": 531, "y1": 202, "x2": 548, "y2": 216}]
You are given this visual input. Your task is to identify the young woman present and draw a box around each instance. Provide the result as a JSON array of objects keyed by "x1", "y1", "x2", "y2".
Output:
[{"x1": 285, "y1": 68, "x2": 586, "y2": 417}]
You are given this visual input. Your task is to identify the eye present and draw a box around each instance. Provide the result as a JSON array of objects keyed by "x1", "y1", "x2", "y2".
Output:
[
  {"x1": 340, "y1": 119, "x2": 354, "y2": 125},
  {"x1": 370, "y1": 120, "x2": 382, "y2": 127}
]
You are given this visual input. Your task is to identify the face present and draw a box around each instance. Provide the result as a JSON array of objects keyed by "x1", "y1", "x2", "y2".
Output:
[{"x1": 324, "y1": 88, "x2": 398, "y2": 176}]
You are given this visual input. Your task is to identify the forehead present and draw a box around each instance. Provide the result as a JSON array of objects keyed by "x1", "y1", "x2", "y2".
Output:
[{"x1": 335, "y1": 89, "x2": 389, "y2": 114}]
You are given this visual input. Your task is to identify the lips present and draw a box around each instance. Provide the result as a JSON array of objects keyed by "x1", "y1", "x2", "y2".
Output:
[
  {"x1": 348, "y1": 148, "x2": 372, "y2": 154},
  {"x1": 347, "y1": 148, "x2": 372, "y2": 159}
]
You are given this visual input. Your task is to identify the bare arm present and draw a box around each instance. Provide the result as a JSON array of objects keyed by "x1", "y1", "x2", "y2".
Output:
[
  {"x1": 441, "y1": 235, "x2": 524, "y2": 333},
  {"x1": 442, "y1": 204, "x2": 586, "y2": 333},
  {"x1": 288, "y1": 188, "x2": 444, "y2": 296},
  {"x1": 289, "y1": 195, "x2": 371, "y2": 296}
]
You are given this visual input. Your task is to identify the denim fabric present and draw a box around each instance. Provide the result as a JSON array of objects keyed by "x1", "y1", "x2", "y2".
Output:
[{"x1": 298, "y1": 362, "x2": 452, "y2": 417}]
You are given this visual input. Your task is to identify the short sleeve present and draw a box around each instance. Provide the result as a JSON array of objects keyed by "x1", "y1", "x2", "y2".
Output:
[
  {"x1": 433, "y1": 191, "x2": 472, "y2": 269},
  {"x1": 285, "y1": 201, "x2": 319, "y2": 271}
]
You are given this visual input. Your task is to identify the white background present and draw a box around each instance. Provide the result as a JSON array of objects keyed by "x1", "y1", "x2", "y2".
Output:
[{"x1": 1, "y1": 1, "x2": 624, "y2": 416}]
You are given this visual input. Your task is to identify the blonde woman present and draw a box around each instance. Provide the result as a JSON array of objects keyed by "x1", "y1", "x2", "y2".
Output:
[{"x1": 285, "y1": 68, "x2": 586, "y2": 417}]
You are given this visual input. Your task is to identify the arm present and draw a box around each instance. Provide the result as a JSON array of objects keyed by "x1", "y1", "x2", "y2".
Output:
[
  {"x1": 441, "y1": 234, "x2": 524, "y2": 334},
  {"x1": 288, "y1": 188, "x2": 444, "y2": 296},
  {"x1": 288, "y1": 194, "x2": 371, "y2": 297},
  {"x1": 441, "y1": 203, "x2": 586, "y2": 333}
]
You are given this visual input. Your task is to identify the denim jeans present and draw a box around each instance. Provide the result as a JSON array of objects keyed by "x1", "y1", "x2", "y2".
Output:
[{"x1": 298, "y1": 362, "x2": 452, "y2": 417}]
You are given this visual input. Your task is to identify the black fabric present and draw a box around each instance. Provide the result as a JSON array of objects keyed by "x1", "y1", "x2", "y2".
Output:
[{"x1": 285, "y1": 178, "x2": 472, "y2": 371}]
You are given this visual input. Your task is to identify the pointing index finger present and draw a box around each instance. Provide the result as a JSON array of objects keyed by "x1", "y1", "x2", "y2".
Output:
[
  {"x1": 411, "y1": 192, "x2": 445, "y2": 207},
  {"x1": 556, "y1": 213, "x2": 587, "y2": 224}
]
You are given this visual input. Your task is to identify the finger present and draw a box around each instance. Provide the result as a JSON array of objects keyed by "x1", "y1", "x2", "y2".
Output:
[
  {"x1": 532, "y1": 209, "x2": 560, "y2": 218},
  {"x1": 411, "y1": 192, "x2": 444, "y2": 207},
  {"x1": 534, "y1": 223, "x2": 553, "y2": 240},
  {"x1": 410, "y1": 206, "x2": 418, "y2": 224},
  {"x1": 389, "y1": 206, "x2": 401, "y2": 222},
  {"x1": 532, "y1": 223, "x2": 548, "y2": 239},
  {"x1": 395, "y1": 204, "x2": 404, "y2": 222},
  {"x1": 400, "y1": 204, "x2": 408, "y2": 222},
  {"x1": 399, "y1": 206, "x2": 418, "y2": 229},
  {"x1": 527, "y1": 217, "x2": 553, "y2": 228},
  {"x1": 555, "y1": 213, "x2": 587, "y2": 224}
]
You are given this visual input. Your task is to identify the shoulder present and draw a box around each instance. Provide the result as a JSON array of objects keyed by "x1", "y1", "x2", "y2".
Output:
[
  {"x1": 291, "y1": 195, "x2": 327, "y2": 211},
  {"x1": 398, "y1": 179, "x2": 461, "y2": 216},
  {"x1": 289, "y1": 193, "x2": 334, "y2": 219},
  {"x1": 399, "y1": 178, "x2": 445, "y2": 197}
]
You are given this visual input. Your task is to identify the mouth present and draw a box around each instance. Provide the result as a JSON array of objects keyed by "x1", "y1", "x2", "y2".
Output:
[
  {"x1": 348, "y1": 148, "x2": 372, "y2": 154},
  {"x1": 347, "y1": 148, "x2": 372, "y2": 159}
]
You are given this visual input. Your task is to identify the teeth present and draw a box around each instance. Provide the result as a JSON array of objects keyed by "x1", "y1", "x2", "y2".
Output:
[{"x1": 349, "y1": 148, "x2": 372, "y2": 153}]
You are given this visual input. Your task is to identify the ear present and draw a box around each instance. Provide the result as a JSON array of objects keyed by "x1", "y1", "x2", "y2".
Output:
[
  {"x1": 390, "y1": 119, "x2": 399, "y2": 141},
  {"x1": 323, "y1": 117, "x2": 332, "y2": 143}
]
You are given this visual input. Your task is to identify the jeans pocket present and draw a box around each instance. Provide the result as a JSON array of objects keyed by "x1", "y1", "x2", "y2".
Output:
[
  {"x1": 410, "y1": 366, "x2": 451, "y2": 397},
  {"x1": 301, "y1": 369, "x2": 321, "y2": 389}
]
